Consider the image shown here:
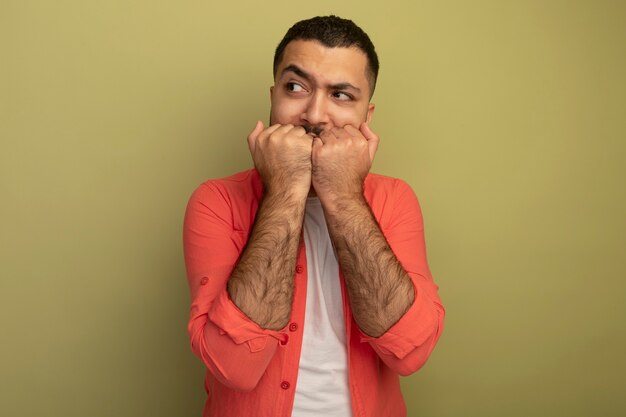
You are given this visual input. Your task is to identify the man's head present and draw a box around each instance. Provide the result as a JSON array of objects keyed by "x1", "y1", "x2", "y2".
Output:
[
  {"x1": 270, "y1": 16, "x2": 379, "y2": 136},
  {"x1": 273, "y1": 16, "x2": 379, "y2": 96}
]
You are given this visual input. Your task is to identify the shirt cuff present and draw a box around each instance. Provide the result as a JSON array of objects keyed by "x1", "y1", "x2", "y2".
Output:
[
  {"x1": 208, "y1": 287, "x2": 288, "y2": 351},
  {"x1": 359, "y1": 276, "x2": 439, "y2": 359}
]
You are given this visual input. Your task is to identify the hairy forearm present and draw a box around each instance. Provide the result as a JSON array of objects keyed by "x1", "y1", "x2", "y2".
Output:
[
  {"x1": 227, "y1": 190, "x2": 306, "y2": 330},
  {"x1": 322, "y1": 195, "x2": 415, "y2": 338}
]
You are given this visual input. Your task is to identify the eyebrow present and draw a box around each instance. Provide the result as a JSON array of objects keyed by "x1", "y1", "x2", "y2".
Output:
[{"x1": 281, "y1": 64, "x2": 362, "y2": 93}]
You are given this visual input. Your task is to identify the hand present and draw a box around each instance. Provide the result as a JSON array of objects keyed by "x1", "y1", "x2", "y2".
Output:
[
  {"x1": 247, "y1": 121, "x2": 313, "y2": 197},
  {"x1": 311, "y1": 122, "x2": 380, "y2": 201}
]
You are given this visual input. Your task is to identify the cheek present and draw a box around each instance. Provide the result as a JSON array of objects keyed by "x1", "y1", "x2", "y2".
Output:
[
  {"x1": 330, "y1": 106, "x2": 367, "y2": 127},
  {"x1": 270, "y1": 97, "x2": 305, "y2": 124}
]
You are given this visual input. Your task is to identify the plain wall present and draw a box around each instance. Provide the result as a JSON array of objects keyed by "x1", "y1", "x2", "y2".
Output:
[{"x1": 1, "y1": 1, "x2": 625, "y2": 416}]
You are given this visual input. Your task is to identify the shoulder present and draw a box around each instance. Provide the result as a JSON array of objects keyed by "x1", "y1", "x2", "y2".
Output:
[
  {"x1": 364, "y1": 172, "x2": 414, "y2": 199},
  {"x1": 199, "y1": 168, "x2": 261, "y2": 190},
  {"x1": 191, "y1": 169, "x2": 262, "y2": 203},
  {"x1": 185, "y1": 169, "x2": 262, "y2": 231},
  {"x1": 364, "y1": 172, "x2": 421, "y2": 224}
]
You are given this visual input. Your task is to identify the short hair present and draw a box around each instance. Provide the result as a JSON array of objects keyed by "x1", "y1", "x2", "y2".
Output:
[{"x1": 273, "y1": 15, "x2": 380, "y2": 97}]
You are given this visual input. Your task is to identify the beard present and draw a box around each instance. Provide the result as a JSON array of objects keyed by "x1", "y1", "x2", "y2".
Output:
[
  {"x1": 302, "y1": 124, "x2": 324, "y2": 137},
  {"x1": 268, "y1": 111, "x2": 324, "y2": 137}
]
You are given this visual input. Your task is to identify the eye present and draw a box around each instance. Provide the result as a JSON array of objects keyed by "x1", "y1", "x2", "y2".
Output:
[
  {"x1": 286, "y1": 82, "x2": 305, "y2": 92},
  {"x1": 332, "y1": 91, "x2": 353, "y2": 101}
]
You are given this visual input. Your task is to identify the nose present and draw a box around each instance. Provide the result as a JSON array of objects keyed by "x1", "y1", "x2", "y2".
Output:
[{"x1": 301, "y1": 92, "x2": 329, "y2": 127}]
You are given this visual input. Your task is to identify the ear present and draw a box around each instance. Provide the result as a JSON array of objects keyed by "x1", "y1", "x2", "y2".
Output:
[
  {"x1": 269, "y1": 85, "x2": 274, "y2": 99},
  {"x1": 366, "y1": 103, "x2": 375, "y2": 123}
]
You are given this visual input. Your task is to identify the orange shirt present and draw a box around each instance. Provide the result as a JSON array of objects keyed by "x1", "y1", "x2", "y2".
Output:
[{"x1": 183, "y1": 169, "x2": 445, "y2": 417}]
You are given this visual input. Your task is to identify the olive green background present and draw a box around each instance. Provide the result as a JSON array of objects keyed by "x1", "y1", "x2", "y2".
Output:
[{"x1": 1, "y1": 1, "x2": 625, "y2": 416}]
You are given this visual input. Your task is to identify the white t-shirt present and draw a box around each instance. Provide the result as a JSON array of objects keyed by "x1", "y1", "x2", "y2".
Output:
[{"x1": 291, "y1": 197, "x2": 353, "y2": 417}]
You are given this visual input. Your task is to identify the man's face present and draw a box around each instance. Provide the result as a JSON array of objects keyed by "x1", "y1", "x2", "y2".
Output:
[{"x1": 270, "y1": 40, "x2": 375, "y2": 137}]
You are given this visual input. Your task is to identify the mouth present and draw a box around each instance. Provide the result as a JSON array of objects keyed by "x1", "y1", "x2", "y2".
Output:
[{"x1": 303, "y1": 125, "x2": 324, "y2": 137}]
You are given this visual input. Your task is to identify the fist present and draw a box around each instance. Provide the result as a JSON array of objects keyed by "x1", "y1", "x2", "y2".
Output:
[
  {"x1": 311, "y1": 122, "x2": 380, "y2": 200},
  {"x1": 247, "y1": 121, "x2": 313, "y2": 196}
]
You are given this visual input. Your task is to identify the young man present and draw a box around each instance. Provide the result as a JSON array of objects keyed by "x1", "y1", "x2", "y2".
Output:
[{"x1": 183, "y1": 16, "x2": 444, "y2": 417}]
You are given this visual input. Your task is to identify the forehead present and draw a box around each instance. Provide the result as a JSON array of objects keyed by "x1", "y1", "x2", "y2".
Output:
[{"x1": 276, "y1": 40, "x2": 369, "y2": 89}]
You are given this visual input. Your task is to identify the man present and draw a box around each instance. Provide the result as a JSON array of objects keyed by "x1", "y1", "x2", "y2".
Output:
[{"x1": 183, "y1": 16, "x2": 444, "y2": 417}]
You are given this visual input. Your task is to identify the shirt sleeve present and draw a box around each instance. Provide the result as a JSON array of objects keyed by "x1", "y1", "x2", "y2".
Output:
[
  {"x1": 183, "y1": 181, "x2": 287, "y2": 392},
  {"x1": 360, "y1": 179, "x2": 445, "y2": 376}
]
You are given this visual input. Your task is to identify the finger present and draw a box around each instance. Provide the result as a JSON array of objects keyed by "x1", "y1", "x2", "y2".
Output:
[
  {"x1": 318, "y1": 129, "x2": 337, "y2": 144},
  {"x1": 359, "y1": 121, "x2": 379, "y2": 141},
  {"x1": 247, "y1": 120, "x2": 264, "y2": 154},
  {"x1": 258, "y1": 123, "x2": 286, "y2": 142},
  {"x1": 343, "y1": 124, "x2": 364, "y2": 140},
  {"x1": 266, "y1": 123, "x2": 296, "y2": 140},
  {"x1": 331, "y1": 126, "x2": 351, "y2": 140},
  {"x1": 360, "y1": 122, "x2": 380, "y2": 162},
  {"x1": 288, "y1": 125, "x2": 307, "y2": 137},
  {"x1": 311, "y1": 136, "x2": 324, "y2": 159}
]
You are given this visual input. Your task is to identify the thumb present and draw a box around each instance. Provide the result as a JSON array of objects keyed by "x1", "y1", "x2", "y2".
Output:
[
  {"x1": 247, "y1": 120, "x2": 264, "y2": 153},
  {"x1": 360, "y1": 122, "x2": 380, "y2": 163},
  {"x1": 311, "y1": 137, "x2": 323, "y2": 163}
]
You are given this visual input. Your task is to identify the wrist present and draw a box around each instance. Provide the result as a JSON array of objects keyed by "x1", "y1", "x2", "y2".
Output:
[
  {"x1": 264, "y1": 182, "x2": 310, "y2": 201},
  {"x1": 317, "y1": 189, "x2": 366, "y2": 215}
]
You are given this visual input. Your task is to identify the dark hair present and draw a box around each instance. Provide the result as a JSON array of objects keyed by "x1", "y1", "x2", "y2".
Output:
[{"x1": 273, "y1": 15, "x2": 380, "y2": 96}]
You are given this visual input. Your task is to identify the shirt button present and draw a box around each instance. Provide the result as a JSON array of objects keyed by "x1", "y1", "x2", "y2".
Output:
[
  {"x1": 295, "y1": 265, "x2": 304, "y2": 274},
  {"x1": 281, "y1": 381, "x2": 290, "y2": 390},
  {"x1": 289, "y1": 323, "x2": 298, "y2": 332},
  {"x1": 200, "y1": 277, "x2": 208, "y2": 285},
  {"x1": 280, "y1": 335, "x2": 289, "y2": 346}
]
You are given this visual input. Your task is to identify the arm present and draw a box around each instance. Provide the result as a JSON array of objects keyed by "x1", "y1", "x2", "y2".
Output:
[
  {"x1": 358, "y1": 178, "x2": 444, "y2": 375},
  {"x1": 183, "y1": 123, "x2": 312, "y2": 391},
  {"x1": 228, "y1": 122, "x2": 312, "y2": 329},
  {"x1": 320, "y1": 192, "x2": 414, "y2": 337},
  {"x1": 184, "y1": 181, "x2": 282, "y2": 392},
  {"x1": 312, "y1": 123, "x2": 444, "y2": 374},
  {"x1": 227, "y1": 186, "x2": 306, "y2": 330},
  {"x1": 312, "y1": 123, "x2": 411, "y2": 336}
]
